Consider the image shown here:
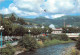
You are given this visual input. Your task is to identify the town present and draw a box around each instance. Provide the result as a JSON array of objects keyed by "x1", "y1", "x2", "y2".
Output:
[
  {"x1": 1, "y1": 0, "x2": 80, "y2": 55},
  {"x1": 0, "y1": 14, "x2": 80, "y2": 55}
]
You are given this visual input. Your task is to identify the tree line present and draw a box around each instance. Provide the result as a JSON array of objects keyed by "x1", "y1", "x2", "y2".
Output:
[
  {"x1": 0, "y1": 14, "x2": 52, "y2": 36},
  {"x1": 62, "y1": 27, "x2": 80, "y2": 33}
]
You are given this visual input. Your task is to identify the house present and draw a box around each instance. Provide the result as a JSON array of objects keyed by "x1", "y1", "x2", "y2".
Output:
[{"x1": 52, "y1": 28, "x2": 63, "y2": 34}]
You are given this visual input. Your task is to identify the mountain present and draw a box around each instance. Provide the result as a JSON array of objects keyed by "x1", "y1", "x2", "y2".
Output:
[
  {"x1": 0, "y1": 13, "x2": 18, "y2": 18},
  {"x1": 1, "y1": 13, "x2": 80, "y2": 27},
  {"x1": 24, "y1": 16, "x2": 80, "y2": 27}
]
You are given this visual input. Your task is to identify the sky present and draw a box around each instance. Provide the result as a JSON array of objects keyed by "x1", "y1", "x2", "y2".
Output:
[{"x1": 0, "y1": 0, "x2": 80, "y2": 19}]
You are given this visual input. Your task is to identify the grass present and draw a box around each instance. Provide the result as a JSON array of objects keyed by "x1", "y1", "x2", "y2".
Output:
[
  {"x1": 43, "y1": 39, "x2": 74, "y2": 47},
  {"x1": 37, "y1": 41, "x2": 44, "y2": 48}
]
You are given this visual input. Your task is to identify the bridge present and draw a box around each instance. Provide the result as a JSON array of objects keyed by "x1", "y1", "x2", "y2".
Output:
[{"x1": 66, "y1": 33, "x2": 80, "y2": 37}]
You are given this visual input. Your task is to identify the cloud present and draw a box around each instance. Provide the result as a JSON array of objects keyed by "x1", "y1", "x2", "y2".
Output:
[
  {"x1": 0, "y1": 8, "x2": 11, "y2": 14},
  {"x1": 0, "y1": 0, "x2": 42, "y2": 17},
  {"x1": 0, "y1": 0, "x2": 80, "y2": 18},
  {"x1": 0, "y1": 0, "x2": 4, "y2": 2},
  {"x1": 14, "y1": 0, "x2": 44, "y2": 13},
  {"x1": 45, "y1": 16, "x2": 50, "y2": 18},
  {"x1": 43, "y1": 0, "x2": 76, "y2": 14},
  {"x1": 51, "y1": 14, "x2": 65, "y2": 18}
]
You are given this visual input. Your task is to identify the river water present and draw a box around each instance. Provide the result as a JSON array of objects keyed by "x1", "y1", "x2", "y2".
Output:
[{"x1": 18, "y1": 42, "x2": 75, "y2": 55}]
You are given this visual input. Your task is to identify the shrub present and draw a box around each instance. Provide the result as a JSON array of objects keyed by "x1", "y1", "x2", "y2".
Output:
[
  {"x1": 38, "y1": 36, "x2": 49, "y2": 42},
  {"x1": 53, "y1": 34, "x2": 69, "y2": 41},
  {"x1": 0, "y1": 44, "x2": 15, "y2": 55},
  {"x1": 70, "y1": 37, "x2": 78, "y2": 41},
  {"x1": 18, "y1": 34, "x2": 38, "y2": 51},
  {"x1": 76, "y1": 37, "x2": 80, "y2": 50},
  {"x1": 48, "y1": 35, "x2": 54, "y2": 40},
  {"x1": 59, "y1": 34, "x2": 68, "y2": 41},
  {"x1": 37, "y1": 41, "x2": 44, "y2": 48}
]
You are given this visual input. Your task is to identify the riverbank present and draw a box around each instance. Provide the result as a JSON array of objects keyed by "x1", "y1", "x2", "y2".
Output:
[
  {"x1": 14, "y1": 39, "x2": 74, "y2": 55},
  {"x1": 39, "y1": 39, "x2": 74, "y2": 47},
  {"x1": 18, "y1": 42, "x2": 75, "y2": 55},
  {"x1": 64, "y1": 47, "x2": 80, "y2": 55}
]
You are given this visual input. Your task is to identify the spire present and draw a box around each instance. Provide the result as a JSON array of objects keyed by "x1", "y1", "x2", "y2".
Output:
[{"x1": 41, "y1": 23, "x2": 44, "y2": 28}]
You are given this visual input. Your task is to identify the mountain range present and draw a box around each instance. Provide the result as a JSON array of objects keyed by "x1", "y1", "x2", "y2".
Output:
[
  {"x1": 24, "y1": 16, "x2": 80, "y2": 27},
  {"x1": 1, "y1": 13, "x2": 80, "y2": 27}
]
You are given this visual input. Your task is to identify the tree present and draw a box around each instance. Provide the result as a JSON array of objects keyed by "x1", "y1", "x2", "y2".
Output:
[
  {"x1": 62, "y1": 27, "x2": 80, "y2": 33},
  {"x1": 14, "y1": 26, "x2": 26, "y2": 36},
  {"x1": 76, "y1": 37, "x2": 80, "y2": 50},
  {"x1": 47, "y1": 28, "x2": 53, "y2": 34},
  {"x1": 41, "y1": 27, "x2": 52, "y2": 34},
  {"x1": 59, "y1": 34, "x2": 69, "y2": 41},
  {"x1": 17, "y1": 18, "x2": 25, "y2": 25},
  {"x1": 11, "y1": 24, "x2": 19, "y2": 36},
  {"x1": 48, "y1": 35, "x2": 54, "y2": 40},
  {"x1": 31, "y1": 28, "x2": 42, "y2": 36},
  {"x1": 53, "y1": 34, "x2": 69, "y2": 41},
  {"x1": 2, "y1": 19, "x2": 13, "y2": 36},
  {"x1": 0, "y1": 14, "x2": 4, "y2": 26},
  {"x1": 9, "y1": 14, "x2": 16, "y2": 22},
  {"x1": 0, "y1": 44, "x2": 15, "y2": 55},
  {"x1": 18, "y1": 34, "x2": 38, "y2": 51}
]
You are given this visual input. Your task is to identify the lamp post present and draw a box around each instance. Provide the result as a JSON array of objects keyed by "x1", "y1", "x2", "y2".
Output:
[
  {"x1": 46, "y1": 30, "x2": 48, "y2": 34},
  {"x1": 0, "y1": 26, "x2": 4, "y2": 48},
  {"x1": 28, "y1": 30, "x2": 31, "y2": 37},
  {"x1": 67, "y1": 29, "x2": 69, "y2": 33},
  {"x1": 41, "y1": 25, "x2": 44, "y2": 36}
]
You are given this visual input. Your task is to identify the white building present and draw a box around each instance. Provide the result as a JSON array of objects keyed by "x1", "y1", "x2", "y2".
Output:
[
  {"x1": 52, "y1": 28, "x2": 63, "y2": 34},
  {"x1": 49, "y1": 24, "x2": 55, "y2": 29}
]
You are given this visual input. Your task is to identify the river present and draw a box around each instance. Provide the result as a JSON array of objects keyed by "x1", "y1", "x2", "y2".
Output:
[{"x1": 18, "y1": 42, "x2": 75, "y2": 55}]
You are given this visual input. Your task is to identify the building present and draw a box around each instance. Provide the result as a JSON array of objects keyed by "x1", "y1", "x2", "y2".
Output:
[
  {"x1": 24, "y1": 25, "x2": 40, "y2": 28},
  {"x1": 66, "y1": 33, "x2": 80, "y2": 37},
  {"x1": 49, "y1": 24, "x2": 55, "y2": 29},
  {"x1": 66, "y1": 25, "x2": 72, "y2": 27},
  {"x1": 52, "y1": 28, "x2": 63, "y2": 34},
  {"x1": 4, "y1": 17, "x2": 9, "y2": 18},
  {"x1": 51, "y1": 28, "x2": 80, "y2": 37}
]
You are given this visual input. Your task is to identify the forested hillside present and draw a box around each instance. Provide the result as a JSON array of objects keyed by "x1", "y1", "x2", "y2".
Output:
[{"x1": 1, "y1": 14, "x2": 80, "y2": 27}]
